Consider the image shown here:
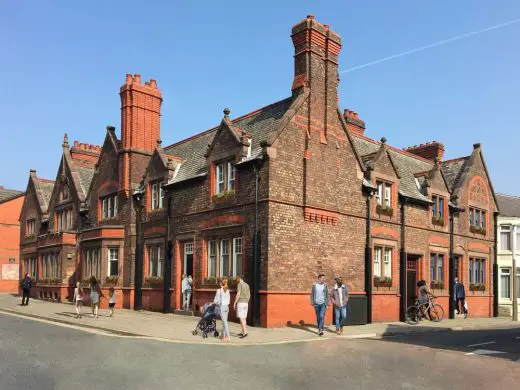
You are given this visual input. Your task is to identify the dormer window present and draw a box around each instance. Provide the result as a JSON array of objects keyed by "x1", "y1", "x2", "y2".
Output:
[
  {"x1": 214, "y1": 162, "x2": 236, "y2": 195},
  {"x1": 150, "y1": 181, "x2": 164, "y2": 210},
  {"x1": 26, "y1": 219, "x2": 36, "y2": 237},
  {"x1": 376, "y1": 181, "x2": 391, "y2": 208},
  {"x1": 102, "y1": 194, "x2": 118, "y2": 219},
  {"x1": 56, "y1": 207, "x2": 73, "y2": 232},
  {"x1": 431, "y1": 195, "x2": 445, "y2": 226}
]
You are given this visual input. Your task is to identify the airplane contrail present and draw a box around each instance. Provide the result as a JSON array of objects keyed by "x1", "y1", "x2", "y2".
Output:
[{"x1": 339, "y1": 18, "x2": 520, "y2": 74}]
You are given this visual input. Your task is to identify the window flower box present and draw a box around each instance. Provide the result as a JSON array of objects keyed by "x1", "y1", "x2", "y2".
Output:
[
  {"x1": 470, "y1": 283, "x2": 485, "y2": 292},
  {"x1": 374, "y1": 276, "x2": 392, "y2": 287},
  {"x1": 431, "y1": 216, "x2": 445, "y2": 227},
  {"x1": 25, "y1": 234, "x2": 36, "y2": 241},
  {"x1": 212, "y1": 190, "x2": 235, "y2": 204},
  {"x1": 105, "y1": 276, "x2": 118, "y2": 285},
  {"x1": 39, "y1": 278, "x2": 61, "y2": 285},
  {"x1": 376, "y1": 204, "x2": 393, "y2": 217},
  {"x1": 430, "y1": 280, "x2": 444, "y2": 290},
  {"x1": 470, "y1": 225, "x2": 486, "y2": 235},
  {"x1": 145, "y1": 276, "x2": 164, "y2": 288}
]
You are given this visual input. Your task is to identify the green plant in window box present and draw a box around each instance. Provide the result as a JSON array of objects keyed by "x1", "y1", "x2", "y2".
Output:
[
  {"x1": 203, "y1": 276, "x2": 218, "y2": 286},
  {"x1": 470, "y1": 283, "x2": 485, "y2": 292},
  {"x1": 376, "y1": 204, "x2": 393, "y2": 217},
  {"x1": 470, "y1": 225, "x2": 486, "y2": 235},
  {"x1": 431, "y1": 216, "x2": 445, "y2": 226},
  {"x1": 105, "y1": 276, "x2": 118, "y2": 284},
  {"x1": 374, "y1": 276, "x2": 392, "y2": 287},
  {"x1": 145, "y1": 276, "x2": 164, "y2": 288},
  {"x1": 25, "y1": 234, "x2": 36, "y2": 240},
  {"x1": 430, "y1": 280, "x2": 444, "y2": 290},
  {"x1": 212, "y1": 190, "x2": 236, "y2": 203}
]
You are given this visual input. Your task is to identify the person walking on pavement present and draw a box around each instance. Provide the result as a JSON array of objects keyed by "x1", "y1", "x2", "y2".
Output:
[
  {"x1": 73, "y1": 281, "x2": 84, "y2": 318},
  {"x1": 330, "y1": 277, "x2": 349, "y2": 335},
  {"x1": 454, "y1": 277, "x2": 467, "y2": 319},
  {"x1": 233, "y1": 274, "x2": 250, "y2": 339},
  {"x1": 310, "y1": 273, "x2": 328, "y2": 336},
  {"x1": 21, "y1": 273, "x2": 32, "y2": 306},
  {"x1": 181, "y1": 274, "x2": 190, "y2": 311},
  {"x1": 187, "y1": 275, "x2": 193, "y2": 310},
  {"x1": 214, "y1": 278, "x2": 231, "y2": 342},
  {"x1": 89, "y1": 276, "x2": 102, "y2": 319}
]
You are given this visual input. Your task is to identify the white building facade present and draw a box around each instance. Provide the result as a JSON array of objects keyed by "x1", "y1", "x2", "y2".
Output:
[{"x1": 496, "y1": 194, "x2": 520, "y2": 316}]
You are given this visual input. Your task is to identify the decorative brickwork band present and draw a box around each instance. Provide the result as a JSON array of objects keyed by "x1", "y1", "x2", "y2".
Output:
[{"x1": 303, "y1": 207, "x2": 338, "y2": 225}]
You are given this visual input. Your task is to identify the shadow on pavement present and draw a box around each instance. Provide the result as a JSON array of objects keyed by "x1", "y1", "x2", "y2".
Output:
[{"x1": 379, "y1": 323, "x2": 520, "y2": 362}]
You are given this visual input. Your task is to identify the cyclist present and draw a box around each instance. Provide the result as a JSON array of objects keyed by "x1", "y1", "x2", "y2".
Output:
[{"x1": 417, "y1": 280, "x2": 435, "y2": 320}]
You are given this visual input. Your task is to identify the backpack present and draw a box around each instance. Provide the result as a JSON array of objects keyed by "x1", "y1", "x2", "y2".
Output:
[{"x1": 23, "y1": 278, "x2": 31, "y2": 289}]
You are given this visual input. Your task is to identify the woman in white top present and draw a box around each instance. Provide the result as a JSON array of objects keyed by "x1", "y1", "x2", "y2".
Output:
[
  {"x1": 214, "y1": 278, "x2": 231, "y2": 342},
  {"x1": 73, "y1": 281, "x2": 83, "y2": 319}
]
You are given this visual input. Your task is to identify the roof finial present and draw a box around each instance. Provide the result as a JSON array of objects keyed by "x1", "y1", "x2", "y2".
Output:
[
  {"x1": 380, "y1": 137, "x2": 387, "y2": 144},
  {"x1": 157, "y1": 138, "x2": 162, "y2": 147},
  {"x1": 223, "y1": 108, "x2": 231, "y2": 118},
  {"x1": 63, "y1": 133, "x2": 69, "y2": 148}
]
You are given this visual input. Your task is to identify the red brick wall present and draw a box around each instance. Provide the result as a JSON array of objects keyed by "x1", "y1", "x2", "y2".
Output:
[{"x1": 0, "y1": 195, "x2": 24, "y2": 292}]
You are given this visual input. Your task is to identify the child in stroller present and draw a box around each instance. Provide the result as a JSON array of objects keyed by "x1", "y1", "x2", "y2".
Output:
[{"x1": 192, "y1": 303, "x2": 220, "y2": 338}]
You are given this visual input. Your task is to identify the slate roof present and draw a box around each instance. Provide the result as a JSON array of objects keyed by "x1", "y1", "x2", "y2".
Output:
[
  {"x1": 351, "y1": 135, "x2": 433, "y2": 202},
  {"x1": 496, "y1": 193, "x2": 520, "y2": 217},
  {"x1": 76, "y1": 166, "x2": 96, "y2": 198},
  {"x1": 0, "y1": 186, "x2": 24, "y2": 203},
  {"x1": 164, "y1": 97, "x2": 293, "y2": 183},
  {"x1": 441, "y1": 157, "x2": 470, "y2": 193},
  {"x1": 33, "y1": 178, "x2": 55, "y2": 214}
]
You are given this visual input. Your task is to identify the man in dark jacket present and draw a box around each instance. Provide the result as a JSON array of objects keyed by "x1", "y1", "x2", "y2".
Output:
[
  {"x1": 454, "y1": 277, "x2": 467, "y2": 318},
  {"x1": 21, "y1": 273, "x2": 32, "y2": 306}
]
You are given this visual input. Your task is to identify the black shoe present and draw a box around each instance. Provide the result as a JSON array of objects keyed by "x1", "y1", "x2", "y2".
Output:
[
  {"x1": 240, "y1": 333, "x2": 248, "y2": 339},
  {"x1": 319, "y1": 330, "x2": 323, "y2": 336}
]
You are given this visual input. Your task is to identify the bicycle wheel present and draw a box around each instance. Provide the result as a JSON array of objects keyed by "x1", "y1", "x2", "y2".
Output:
[
  {"x1": 429, "y1": 304, "x2": 444, "y2": 322},
  {"x1": 406, "y1": 306, "x2": 420, "y2": 325}
]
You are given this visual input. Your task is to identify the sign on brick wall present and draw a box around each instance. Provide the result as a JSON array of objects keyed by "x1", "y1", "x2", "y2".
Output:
[{"x1": 1, "y1": 264, "x2": 18, "y2": 280}]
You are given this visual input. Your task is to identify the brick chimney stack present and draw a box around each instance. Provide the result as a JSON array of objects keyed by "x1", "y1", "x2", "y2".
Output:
[
  {"x1": 405, "y1": 141, "x2": 445, "y2": 161},
  {"x1": 343, "y1": 109, "x2": 365, "y2": 135},
  {"x1": 120, "y1": 74, "x2": 162, "y2": 152},
  {"x1": 291, "y1": 15, "x2": 342, "y2": 140}
]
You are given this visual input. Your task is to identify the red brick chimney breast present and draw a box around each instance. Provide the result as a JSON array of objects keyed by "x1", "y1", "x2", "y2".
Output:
[
  {"x1": 119, "y1": 74, "x2": 162, "y2": 152},
  {"x1": 404, "y1": 141, "x2": 445, "y2": 161},
  {"x1": 343, "y1": 109, "x2": 366, "y2": 135}
]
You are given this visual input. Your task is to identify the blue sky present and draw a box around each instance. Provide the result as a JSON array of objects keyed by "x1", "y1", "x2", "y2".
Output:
[{"x1": 1, "y1": 1, "x2": 519, "y2": 195}]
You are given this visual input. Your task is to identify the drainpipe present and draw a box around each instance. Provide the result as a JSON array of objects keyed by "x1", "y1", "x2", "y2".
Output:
[
  {"x1": 252, "y1": 161, "x2": 261, "y2": 327},
  {"x1": 133, "y1": 193, "x2": 144, "y2": 310},
  {"x1": 493, "y1": 212, "x2": 499, "y2": 318},
  {"x1": 449, "y1": 206, "x2": 455, "y2": 319},
  {"x1": 512, "y1": 224, "x2": 518, "y2": 322},
  {"x1": 163, "y1": 186, "x2": 172, "y2": 313},
  {"x1": 365, "y1": 190, "x2": 373, "y2": 324},
  {"x1": 399, "y1": 196, "x2": 407, "y2": 322}
]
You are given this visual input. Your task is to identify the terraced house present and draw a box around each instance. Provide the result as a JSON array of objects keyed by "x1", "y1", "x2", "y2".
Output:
[{"x1": 19, "y1": 16, "x2": 498, "y2": 327}]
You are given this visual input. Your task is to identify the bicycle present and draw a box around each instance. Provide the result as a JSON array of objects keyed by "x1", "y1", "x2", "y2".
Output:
[{"x1": 406, "y1": 296, "x2": 444, "y2": 325}]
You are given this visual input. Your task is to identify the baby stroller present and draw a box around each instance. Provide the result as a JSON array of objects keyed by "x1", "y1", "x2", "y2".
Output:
[{"x1": 192, "y1": 303, "x2": 220, "y2": 338}]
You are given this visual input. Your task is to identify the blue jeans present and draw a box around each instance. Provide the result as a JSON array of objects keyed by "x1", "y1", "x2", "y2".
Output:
[
  {"x1": 334, "y1": 305, "x2": 347, "y2": 330},
  {"x1": 314, "y1": 304, "x2": 327, "y2": 331}
]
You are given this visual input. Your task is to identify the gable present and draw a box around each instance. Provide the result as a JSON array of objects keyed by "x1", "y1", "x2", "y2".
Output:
[{"x1": 455, "y1": 148, "x2": 498, "y2": 210}]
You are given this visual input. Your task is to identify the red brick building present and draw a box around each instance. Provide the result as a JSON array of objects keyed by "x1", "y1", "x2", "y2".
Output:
[
  {"x1": 0, "y1": 187, "x2": 25, "y2": 293},
  {"x1": 19, "y1": 16, "x2": 498, "y2": 327}
]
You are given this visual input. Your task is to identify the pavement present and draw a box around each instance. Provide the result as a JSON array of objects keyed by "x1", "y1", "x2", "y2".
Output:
[
  {"x1": 0, "y1": 293, "x2": 519, "y2": 345},
  {"x1": 1, "y1": 313, "x2": 519, "y2": 390}
]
